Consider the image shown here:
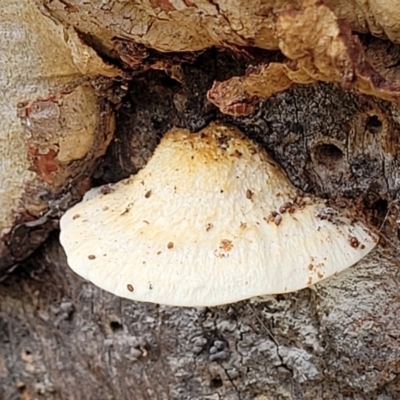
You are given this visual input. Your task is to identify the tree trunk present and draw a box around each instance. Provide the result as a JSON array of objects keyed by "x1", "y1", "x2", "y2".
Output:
[{"x1": 1, "y1": 1, "x2": 400, "y2": 399}]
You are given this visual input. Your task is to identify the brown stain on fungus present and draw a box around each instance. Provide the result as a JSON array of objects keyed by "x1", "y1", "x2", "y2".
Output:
[
  {"x1": 167, "y1": 242, "x2": 174, "y2": 249},
  {"x1": 72, "y1": 214, "x2": 80, "y2": 220},
  {"x1": 88, "y1": 255, "x2": 96, "y2": 260},
  {"x1": 127, "y1": 284, "x2": 134, "y2": 292},
  {"x1": 219, "y1": 239, "x2": 233, "y2": 252},
  {"x1": 264, "y1": 215, "x2": 273, "y2": 223}
]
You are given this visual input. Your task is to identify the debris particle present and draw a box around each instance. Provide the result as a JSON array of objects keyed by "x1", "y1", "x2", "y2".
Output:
[
  {"x1": 315, "y1": 207, "x2": 336, "y2": 220},
  {"x1": 216, "y1": 134, "x2": 229, "y2": 149},
  {"x1": 145, "y1": 190, "x2": 152, "y2": 198},
  {"x1": 88, "y1": 255, "x2": 96, "y2": 260},
  {"x1": 101, "y1": 185, "x2": 114, "y2": 195},
  {"x1": 140, "y1": 346, "x2": 148, "y2": 357},
  {"x1": 127, "y1": 284, "x2": 134, "y2": 292},
  {"x1": 167, "y1": 242, "x2": 174, "y2": 249},
  {"x1": 279, "y1": 202, "x2": 293, "y2": 214},
  {"x1": 206, "y1": 223, "x2": 213, "y2": 231},
  {"x1": 274, "y1": 214, "x2": 282, "y2": 226},
  {"x1": 72, "y1": 214, "x2": 80, "y2": 220},
  {"x1": 121, "y1": 202, "x2": 134, "y2": 215},
  {"x1": 349, "y1": 236, "x2": 360, "y2": 248},
  {"x1": 246, "y1": 189, "x2": 253, "y2": 200}
]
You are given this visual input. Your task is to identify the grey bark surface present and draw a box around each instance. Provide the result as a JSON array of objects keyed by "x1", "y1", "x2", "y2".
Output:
[{"x1": 1, "y1": 23, "x2": 400, "y2": 400}]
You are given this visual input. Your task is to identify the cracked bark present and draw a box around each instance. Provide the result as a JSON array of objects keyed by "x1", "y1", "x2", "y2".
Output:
[{"x1": 2, "y1": 1, "x2": 400, "y2": 399}]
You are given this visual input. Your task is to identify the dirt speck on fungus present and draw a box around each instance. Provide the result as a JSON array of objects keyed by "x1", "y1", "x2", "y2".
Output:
[
  {"x1": 101, "y1": 185, "x2": 114, "y2": 195},
  {"x1": 206, "y1": 223, "x2": 213, "y2": 231},
  {"x1": 279, "y1": 202, "x2": 293, "y2": 214},
  {"x1": 127, "y1": 284, "x2": 134, "y2": 292},
  {"x1": 246, "y1": 189, "x2": 253, "y2": 200},
  {"x1": 349, "y1": 236, "x2": 360, "y2": 248}
]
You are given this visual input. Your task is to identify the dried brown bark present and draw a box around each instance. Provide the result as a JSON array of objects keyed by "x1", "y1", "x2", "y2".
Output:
[{"x1": 2, "y1": 1, "x2": 400, "y2": 399}]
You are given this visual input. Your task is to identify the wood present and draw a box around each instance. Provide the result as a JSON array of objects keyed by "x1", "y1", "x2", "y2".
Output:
[{"x1": 1, "y1": 1, "x2": 400, "y2": 398}]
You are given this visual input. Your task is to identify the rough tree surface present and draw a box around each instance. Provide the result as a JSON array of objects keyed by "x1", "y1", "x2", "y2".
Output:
[
  {"x1": 0, "y1": 0, "x2": 118, "y2": 271},
  {"x1": 1, "y1": 1, "x2": 400, "y2": 399}
]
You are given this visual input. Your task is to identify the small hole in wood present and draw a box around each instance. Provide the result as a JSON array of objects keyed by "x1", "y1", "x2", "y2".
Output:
[
  {"x1": 110, "y1": 321, "x2": 123, "y2": 332},
  {"x1": 371, "y1": 198, "x2": 388, "y2": 213},
  {"x1": 210, "y1": 377, "x2": 223, "y2": 388},
  {"x1": 314, "y1": 144, "x2": 343, "y2": 166},
  {"x1": 366, "y1": 115, "x2": 383, "y2": 134}
]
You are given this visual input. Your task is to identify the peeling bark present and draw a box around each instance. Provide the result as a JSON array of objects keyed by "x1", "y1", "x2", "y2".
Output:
[{"x1": 36, "y1": 0, "x2": 400, "y2": 53}]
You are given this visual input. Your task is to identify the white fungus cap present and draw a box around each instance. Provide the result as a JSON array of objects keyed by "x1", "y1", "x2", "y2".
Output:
[{"x1": 60, "y1": 123, "x2": 378, "y2": 307}]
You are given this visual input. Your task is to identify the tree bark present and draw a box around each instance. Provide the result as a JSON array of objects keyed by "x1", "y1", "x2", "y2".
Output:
[{"x1": 1, "y1": 1, "x2": 400, "y2": 399}]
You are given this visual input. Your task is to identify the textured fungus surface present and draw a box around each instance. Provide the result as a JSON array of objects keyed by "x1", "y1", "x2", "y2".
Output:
[{"x1": 61, "y1": 124, "x2": 376, "y2": 306}]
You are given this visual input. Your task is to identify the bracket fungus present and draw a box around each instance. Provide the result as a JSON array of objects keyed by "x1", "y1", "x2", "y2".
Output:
[{"x1": 60, "y1": 123, "x2": 377, "y2": 307}]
